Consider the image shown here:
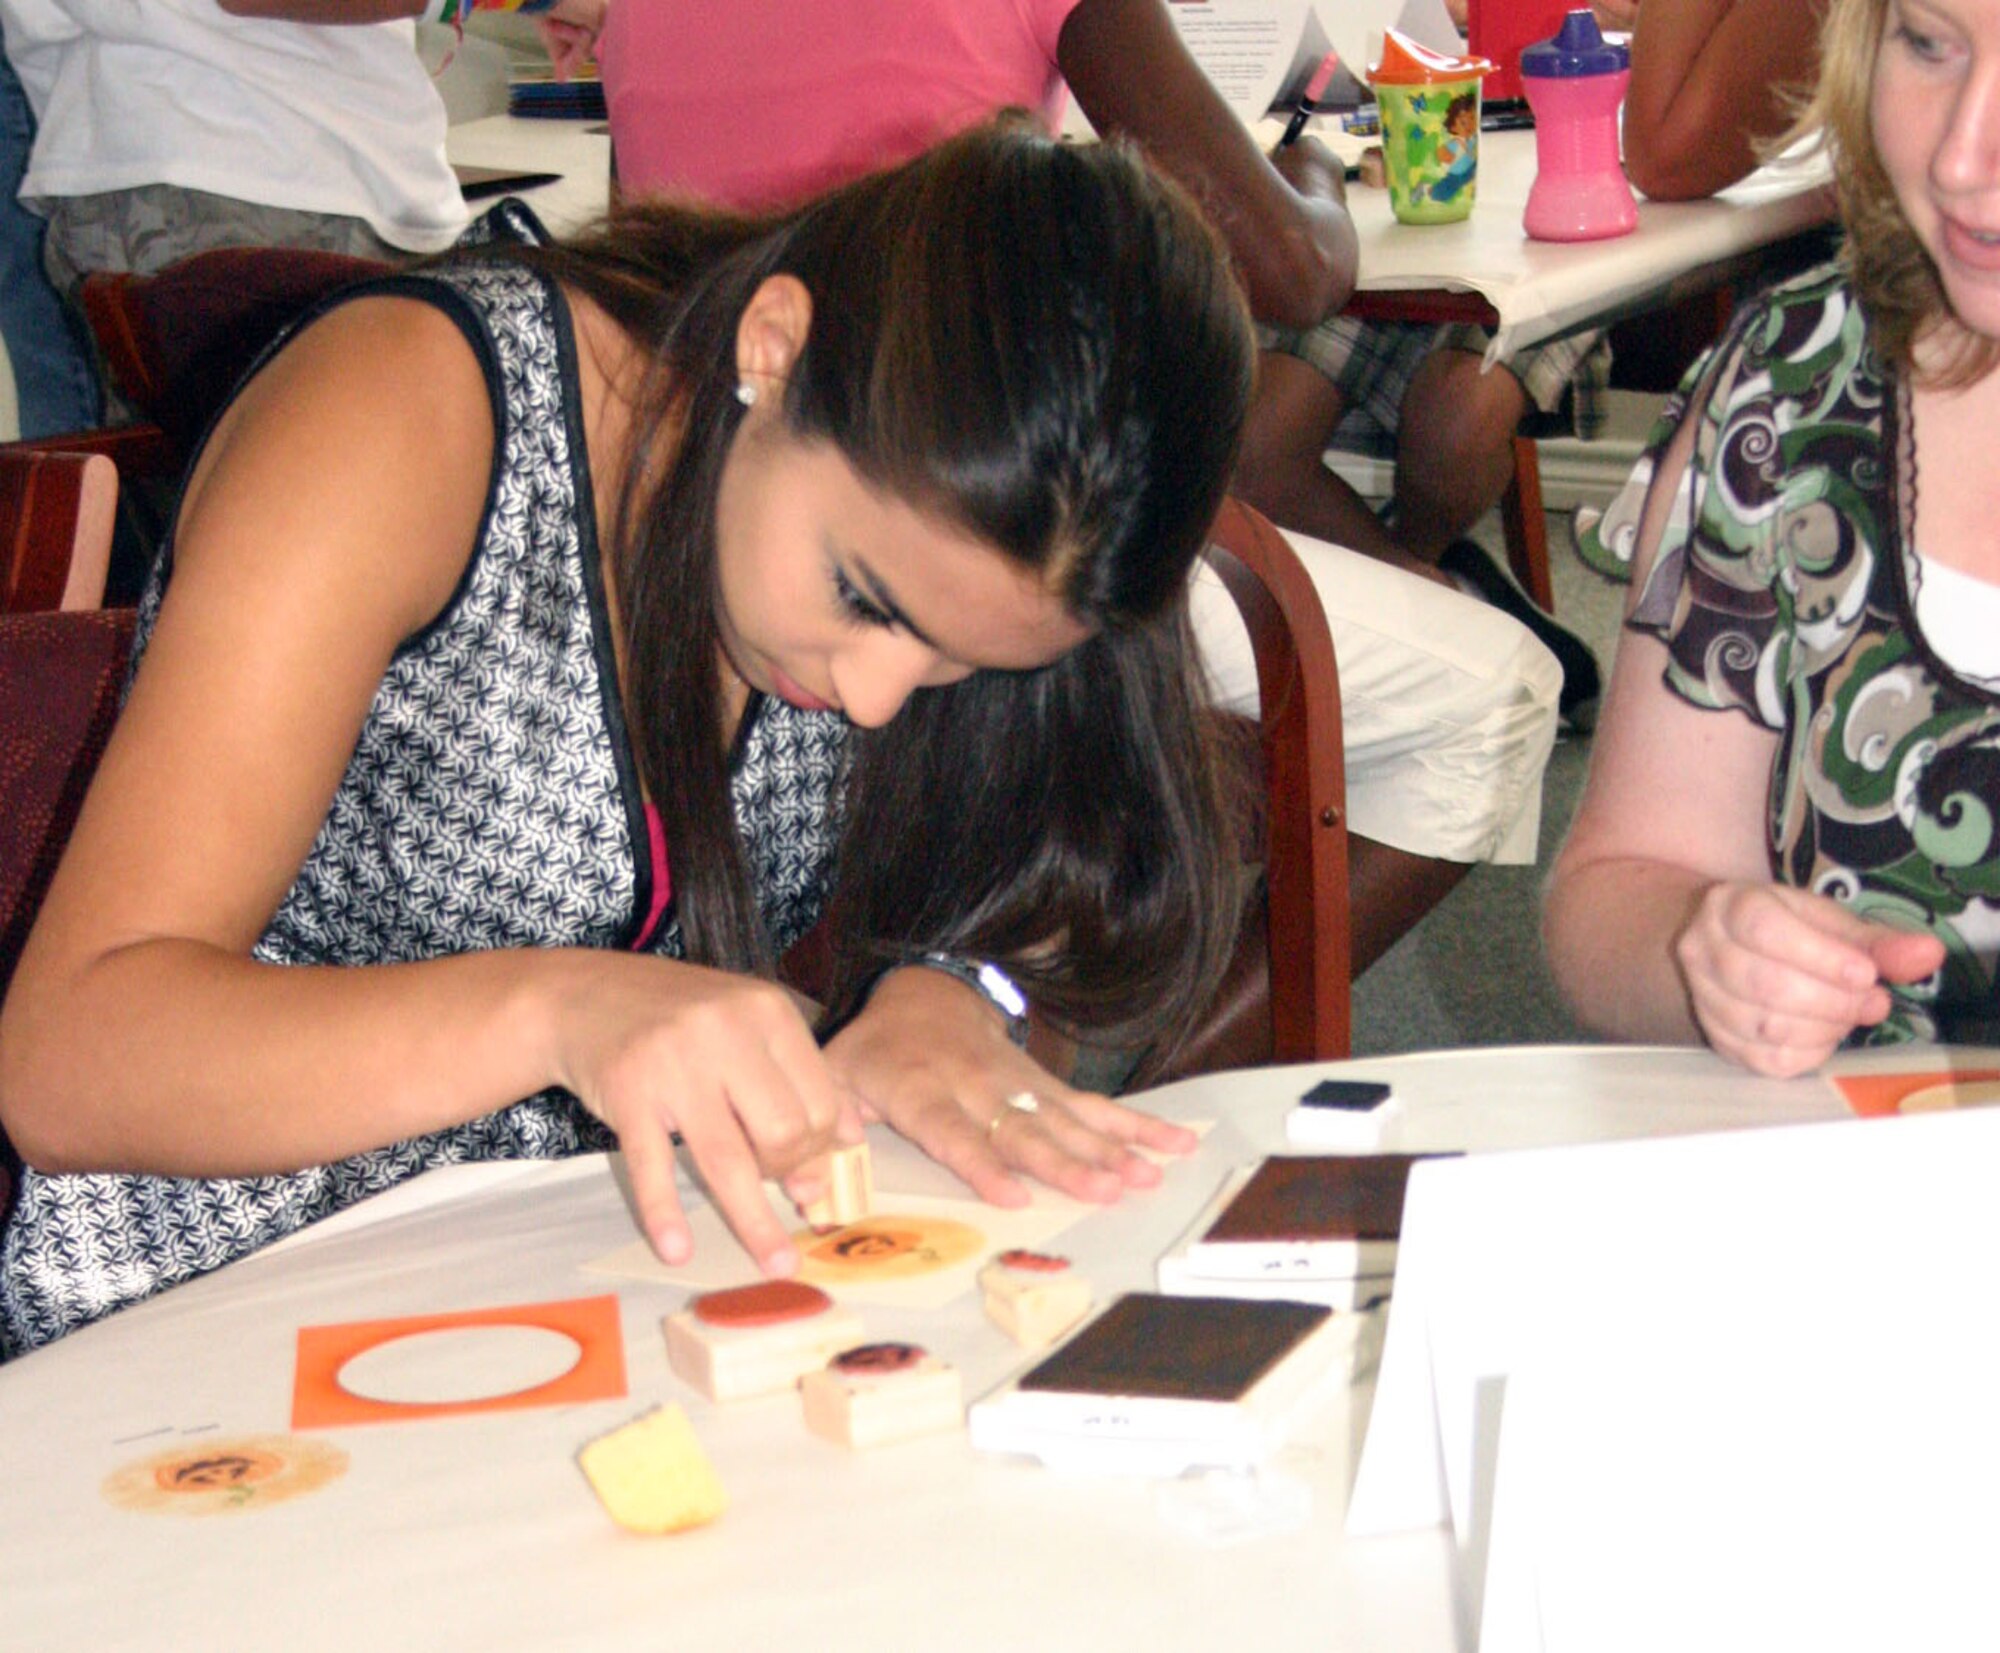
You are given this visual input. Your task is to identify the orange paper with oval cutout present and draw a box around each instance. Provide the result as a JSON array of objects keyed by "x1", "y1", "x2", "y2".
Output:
[{"x1": 291, "y1": 1294, "x2": 626, "y2": 1429}]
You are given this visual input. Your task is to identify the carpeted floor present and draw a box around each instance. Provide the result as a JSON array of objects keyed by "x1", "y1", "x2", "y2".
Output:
[{"x1": 1350, "y1": 507, "x2": 1629, "y2": 1056}]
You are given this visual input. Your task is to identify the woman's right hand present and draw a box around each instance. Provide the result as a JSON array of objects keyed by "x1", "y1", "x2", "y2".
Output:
[
  {"x1": 1673, "y1": 882, "x2": 1946, "y2": 1076},
  {"x1": 549, "y1": 954, "x2": 862, "y2": 1277}
]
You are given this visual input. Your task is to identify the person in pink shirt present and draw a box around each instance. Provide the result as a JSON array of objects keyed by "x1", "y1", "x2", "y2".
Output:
[
  {"x1": 600, "y1": 1, "x2": 1071, "y2": 212},
  {"x1": 591, "y1": 0, "x2": 1355, "y2": 333}
]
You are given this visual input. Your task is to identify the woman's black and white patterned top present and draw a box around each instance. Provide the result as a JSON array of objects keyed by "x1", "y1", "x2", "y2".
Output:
[{"x1": 0, "y1": 219, "x2": 848, "y2": 1357}]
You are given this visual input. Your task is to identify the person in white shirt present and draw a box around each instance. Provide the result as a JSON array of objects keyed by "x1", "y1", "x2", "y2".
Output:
[{"x1": 0, "y1": 0, "x2": 468, "y2": 307}]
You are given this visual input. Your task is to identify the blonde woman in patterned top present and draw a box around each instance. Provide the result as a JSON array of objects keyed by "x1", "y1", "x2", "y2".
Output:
[{"x1": 1547, "y1": 0, "x2": 2000, "y2": 1074}]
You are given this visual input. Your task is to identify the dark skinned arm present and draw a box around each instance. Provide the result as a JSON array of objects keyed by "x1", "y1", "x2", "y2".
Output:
[{"x1": 1058, "y1": 0, "x2": 1358, "y2": 329}]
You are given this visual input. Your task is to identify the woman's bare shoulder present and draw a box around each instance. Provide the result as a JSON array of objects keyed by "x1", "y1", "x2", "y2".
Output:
[{"x1": 175, "y1": 289, "x2": 501, "y2": 639}]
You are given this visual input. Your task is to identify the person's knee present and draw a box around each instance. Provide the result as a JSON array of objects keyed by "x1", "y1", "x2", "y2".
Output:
[
  {"x1": 1399, "y1": 348, "x2": 1527, "y2": 474},
  {"x1": 1296, "y1": 536, "x2": 1562, "y2": 861},
  {"x1": 1389, "y1": 351, "x2": 1531, "y2": 547},
  {"x1": 1235, "y1": 353, "x2": 1346, "y2": 501},
  {"x1": 1435, "y1": 621, "x2": 1562, "y2": 852},
  {"x1": 1482, "y1": 624, "x2": 1563, "y2": 758}
]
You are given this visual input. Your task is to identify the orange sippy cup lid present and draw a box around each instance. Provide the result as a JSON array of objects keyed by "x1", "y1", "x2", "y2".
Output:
[{"x1": 1366, "y1": 27, "x2": 1495, "y2": 85}]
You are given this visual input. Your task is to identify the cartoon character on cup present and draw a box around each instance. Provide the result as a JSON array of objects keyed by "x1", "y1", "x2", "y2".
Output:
[{"x1": 1424, "y1": 94, "x2": 1481, "y2": 203}]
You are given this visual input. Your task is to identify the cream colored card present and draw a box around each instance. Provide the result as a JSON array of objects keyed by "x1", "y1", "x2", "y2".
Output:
[
  {"x1": 583, "y1": 1192, "x2": 1084, "y2": 1310},
  {"x1": 583, "y1": 1122, "x2": 1213, "y2": 1308}
]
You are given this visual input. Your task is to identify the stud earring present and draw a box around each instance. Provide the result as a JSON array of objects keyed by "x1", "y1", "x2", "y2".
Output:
[{"x1": 734, "y1": 382, "x2": 758, "y2": 407}]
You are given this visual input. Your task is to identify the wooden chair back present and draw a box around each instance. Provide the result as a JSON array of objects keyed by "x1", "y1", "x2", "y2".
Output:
[{"x1": 1147, "y1": 498, "x2": 1351, "y2": 1079}]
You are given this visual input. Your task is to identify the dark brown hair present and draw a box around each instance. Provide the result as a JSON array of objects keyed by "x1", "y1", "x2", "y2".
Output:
[{"x1": 518, "y1": 117, "x2": 1256, "y2": 1049}]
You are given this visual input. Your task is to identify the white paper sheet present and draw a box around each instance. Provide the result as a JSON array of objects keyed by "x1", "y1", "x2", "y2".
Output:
[
  {"x1": 1348, "y1": 1105, "x2": 2000, "y2": 1653},
  {"x1": 1161, "y1": 1, "x2": 1449, "y2": 124},
  {"x1": 1165, "y1": 0, "x2": 1318, "y2": 126}
]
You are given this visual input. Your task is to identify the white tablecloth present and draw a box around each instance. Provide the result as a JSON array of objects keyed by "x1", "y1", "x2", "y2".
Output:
[
  {"x1": 1339, "y1": 129, "x2": 1836, "y2": 358},
  {"x1": 0, "y1": 1046, "x2": 1851, "y2": 1650}
]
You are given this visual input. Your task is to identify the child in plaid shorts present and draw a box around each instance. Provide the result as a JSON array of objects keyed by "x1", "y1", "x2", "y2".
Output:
[{"x1": 1237, "y1": 315, "x2": 1609, "y2": 727}]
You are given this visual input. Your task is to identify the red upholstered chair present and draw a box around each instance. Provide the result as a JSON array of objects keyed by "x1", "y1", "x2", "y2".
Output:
[
  {"x1": 77, "y1": 247, "x2": 391, "y2": 464},
  {"x1": 0, "y1": 606, "x2": 139, "y2": 1221},
  {"x1": 1, "y1": 436, "x2": 139, "y2": 1235},
  {"x1": 1, "y1": 251, "x2": 391, "y2": 485},
  {"x1": 0, "y1": 607, "x2": 134, "y2": 994},
  {"x1": 1, "y1": 428, "x2": 137, "y2": 993},
  {"x1": 0, "y1": 246, "x2": 393, "y2": 606}
]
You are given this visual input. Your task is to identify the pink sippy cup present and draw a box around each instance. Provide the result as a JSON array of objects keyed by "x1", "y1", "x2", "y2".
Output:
[{"x1": 1520, "y1": 10, "x2": 1637, "y2": 242}]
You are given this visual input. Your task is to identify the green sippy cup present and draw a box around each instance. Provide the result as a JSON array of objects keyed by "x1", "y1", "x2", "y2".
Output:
[{"x1": 1366, "y1": 29, "x2": 1497, "y2": 225}]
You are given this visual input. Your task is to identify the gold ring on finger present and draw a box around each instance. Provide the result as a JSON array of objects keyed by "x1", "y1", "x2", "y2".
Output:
[{"x1": 986, "y1": 1089, "x2": 1042, "y2": 1140}]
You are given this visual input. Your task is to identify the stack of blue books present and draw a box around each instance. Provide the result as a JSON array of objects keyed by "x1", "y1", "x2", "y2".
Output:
[{"x1": 508, "y1": 71, "x2": 606, "y2": 121}]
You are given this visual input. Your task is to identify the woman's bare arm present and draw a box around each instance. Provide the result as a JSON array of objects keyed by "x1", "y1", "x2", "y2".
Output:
[
  {"x1": 0, "y1": 298, "x2": 563, "y2": 1171},
  {"x1": 1621, "y1": 0, "x2": 1827, "y2": 201},
  {"x1": 1544, "y1": 405, "x2": 1938, "y2": 1072}
]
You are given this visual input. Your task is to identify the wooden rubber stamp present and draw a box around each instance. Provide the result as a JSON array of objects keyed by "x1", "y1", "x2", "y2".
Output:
[
  {"x1": 800, "y1": 1141, "x2": 873, "y2": 1229},
  {"x1": 1158, "y1": 1153, "x2": 1454, "y2": 1299},
  {"x1": 663, "y1": 1279, "x2": 864, "y2": 1402},
  {"x1": 978, "y1": 1249, "x2": 1091, "y2": 1348},
  {"x1": 799, "y1": 1341, "x2": 964, "y2": 1448}
]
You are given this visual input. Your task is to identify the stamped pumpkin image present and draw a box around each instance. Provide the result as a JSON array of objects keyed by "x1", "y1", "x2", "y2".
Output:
[
  {"x1": 794, "y1": 1214, "x2": 984, "y2": 1283},
  {"x1": 102, "y1": 1435, "x2": 348, "y2": 1516}
]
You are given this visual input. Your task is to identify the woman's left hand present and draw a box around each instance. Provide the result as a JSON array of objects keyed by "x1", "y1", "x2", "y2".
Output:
[{"x1": 823, "y1": 965, "x2": 1196, "y2": 1208}]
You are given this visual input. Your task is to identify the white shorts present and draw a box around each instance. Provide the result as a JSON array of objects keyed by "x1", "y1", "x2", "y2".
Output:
[{"x1": 1190, "y1": 531, "x2": 1561, "y2": 866}]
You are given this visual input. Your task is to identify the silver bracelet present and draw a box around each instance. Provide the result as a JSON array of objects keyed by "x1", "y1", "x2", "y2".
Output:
[{"x1": 892, "y1": 953, "x2": 1032, "y2": 1047}]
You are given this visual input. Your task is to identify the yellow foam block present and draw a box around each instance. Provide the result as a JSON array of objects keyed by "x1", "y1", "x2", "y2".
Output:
[{"x1": 577, "y1": 1404, "x2": 726, "y2": 1535}]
